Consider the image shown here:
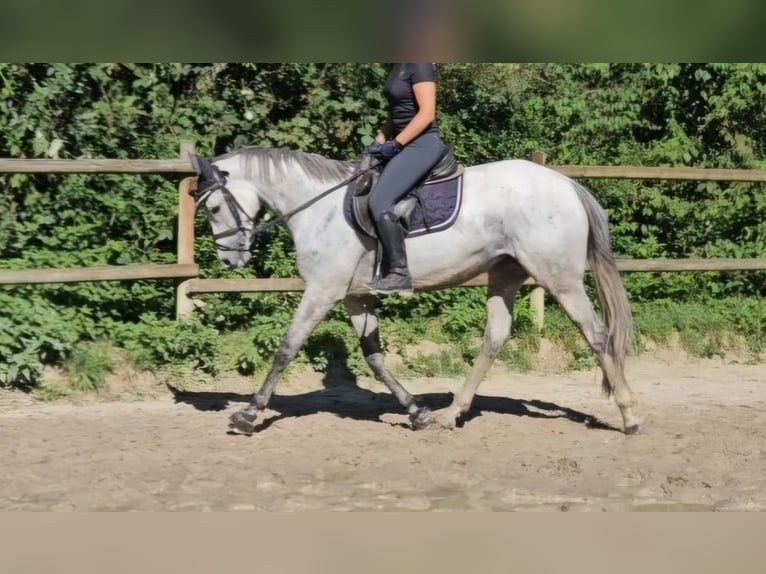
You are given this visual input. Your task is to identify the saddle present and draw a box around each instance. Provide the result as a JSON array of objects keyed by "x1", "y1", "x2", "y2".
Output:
[{"x1": 347, "y1": 144, "x2": 464, "y2": 239}]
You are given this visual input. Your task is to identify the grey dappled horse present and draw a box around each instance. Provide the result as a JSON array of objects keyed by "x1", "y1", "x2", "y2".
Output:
[{"x1": 189, "y1": 147, "x2": 641, "y2": 436}]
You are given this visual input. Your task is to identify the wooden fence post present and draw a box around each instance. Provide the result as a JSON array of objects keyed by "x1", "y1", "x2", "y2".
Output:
[
  {"x1": 530, "y1": 151, "x2": 546, "y2": 330},
  {"x1": 176, "y1": 140, "x2": 197, "y2": 319}
]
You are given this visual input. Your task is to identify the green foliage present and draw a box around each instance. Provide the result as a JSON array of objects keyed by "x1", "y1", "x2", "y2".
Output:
[
  {"x1": 216, "y1": 330, "x2": 262, "y2": 376},
  {"x1": 107, "y1": 314, "x2": 219, "y2": 374},
  {"x1": 633, "y1": 298, "x2": 764, "y2": 358},
  {"x1": 33, "y1": 385, "x2": 68, "y2": 402},
  {"x1": 247, "y1": 310, "x2": 293, "y2": 365},
  {"x1": 0, "y1": 291, "x2": 88, "y2": 388},
  {"x1": 440, "y1": 63, "x2": 766, "y2": 301},
  {"x1": 497, "y1": 344, "x2": 535, "y2": 373},
  {"x1": 541, "y1": 306, "x2": 598, "y2": 371},
  {"x1": 2, "y1": 63, "x2": 766, "y2": 389},
  {"x1": 497, "y1": 301, "x2": 541, "y2": 373},
  {"x1": 377, "y1": 315, "x2": 431, "y2": 351},
  {"x1": 567, "y1": 343, "x2": 599, "y2": 371},
  {"x1": 731, "y1": 299, "x2": 766, "y2": 354},
  {"x1": 440, "y1": 288, "x2": 488, "y2": 341},
  {"x1": 402, "y1": 350, "x2": 469, "y2": 378},
  {"x1": 64, "y1": 341, "x2": 113, "y2": 392},
  {"x1": 302, "y1": 318, "x2": 368, "y2": 375}
]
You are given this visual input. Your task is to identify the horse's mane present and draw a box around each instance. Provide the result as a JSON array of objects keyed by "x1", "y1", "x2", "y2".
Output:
[{"x1": 213, "y1": 146, "x2": 357, "y2": 185}]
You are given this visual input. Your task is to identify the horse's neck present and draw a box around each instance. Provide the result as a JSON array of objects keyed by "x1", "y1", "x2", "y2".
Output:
[
  {"x1": 261, "y1": 176, "x2": 324, "y2": 216},
  {"x1": 225, "y1": 155, "x2": 347, "y2": 217}
]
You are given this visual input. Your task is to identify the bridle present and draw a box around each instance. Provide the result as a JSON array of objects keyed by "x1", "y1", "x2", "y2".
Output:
[
  {"x1": 192, "y1": 157, "x2": 381, "y2": 252},
  {"x1": 194, "y1": 179, "x2": 254, "y2": 252}
]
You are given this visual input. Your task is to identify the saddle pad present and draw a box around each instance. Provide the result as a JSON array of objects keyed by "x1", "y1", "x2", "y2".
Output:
[
  {"x1": 343, "y1": 173, "x2": 464, "y2": 239},
  {"x1": 403, "y1": 175, "x2": 463, "y2": 238}
]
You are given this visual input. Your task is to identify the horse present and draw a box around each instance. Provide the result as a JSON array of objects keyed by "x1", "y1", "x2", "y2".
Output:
[{"x1": 188, "y1": 146, "x2": 641, "y2": 436}]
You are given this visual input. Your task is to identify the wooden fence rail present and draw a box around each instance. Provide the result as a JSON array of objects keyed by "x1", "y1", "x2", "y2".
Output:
[
  {"x1": 180, "y1": 258, "x2": 766, "y2": 297},
  {"x1": 554, "y1": 165, "x2": 766, "y2": 182},
  {"x1": 0, "y1": 263, "x2": 199, "y2": 286},
  {"x1": 2, "y1": 143, "x2": 765, "y2": 328},
  {"x1": 0, "y1": 159, "x2": 194, "y2": 174}
]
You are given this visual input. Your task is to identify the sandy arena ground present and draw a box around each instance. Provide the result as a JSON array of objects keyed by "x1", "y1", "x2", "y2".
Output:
[{"x1": 1, "y1": 349, "x2": 765, "y2": 511}]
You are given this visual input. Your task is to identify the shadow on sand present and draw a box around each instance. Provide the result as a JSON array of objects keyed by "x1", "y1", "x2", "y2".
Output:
[{"x1": 168, "y1": 358, "x2": 619, "y2": 433}]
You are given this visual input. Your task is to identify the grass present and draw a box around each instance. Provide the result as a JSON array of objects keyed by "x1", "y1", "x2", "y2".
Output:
[
  {"x1": 218, "y1": 329, "x2": 263, "y2": 376},
  {"x1": 236, "y1": 298, "x2": 761, "y2": 379},
  {"x1": 13, "y1": 295, "x2": 762, "y2": 405},
  {"x1": 497, "y1": 345, "x2": 535, "y2": 372},
  {"x1": 63, "y1": 341, "x2": 114, "y2": 392},
  {"x1": 401, "y1": 350, "x2": 469, "y2": 378},
  {"x1": 33, "y1": 384, "x2": 68, "y2": 401},
  {"x1": 540, "y1": 305, "x2": 599, "y2": 371},
  {"x1": 632, "y1": 299, "x2": 758, "y2": 359},
  {"x1": 51, "y1": 297, "x2": 758, "y2": 391}
]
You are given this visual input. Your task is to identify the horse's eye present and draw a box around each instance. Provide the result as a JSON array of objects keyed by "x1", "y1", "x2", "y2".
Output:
[{"x1": 210, "y1": 206, "x2": 221, "y2": 215}]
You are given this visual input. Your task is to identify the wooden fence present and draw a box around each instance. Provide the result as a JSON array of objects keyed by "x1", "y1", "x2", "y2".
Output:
[
  {"x1": 0, "y1": 143, "x2": 201, "y2": 303},
  {"x1": 1, "y1": 141, "x2": 766, "y2": 328}
]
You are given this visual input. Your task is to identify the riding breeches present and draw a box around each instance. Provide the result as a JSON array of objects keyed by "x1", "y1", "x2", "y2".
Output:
[{"x1": 368, "y1": 131, "x2": 443, "y2": 222}]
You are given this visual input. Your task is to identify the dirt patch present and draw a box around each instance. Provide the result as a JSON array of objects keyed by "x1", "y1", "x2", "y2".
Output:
[{"x1": 1, "y1": 352, "x2": 765, "y2": 511}]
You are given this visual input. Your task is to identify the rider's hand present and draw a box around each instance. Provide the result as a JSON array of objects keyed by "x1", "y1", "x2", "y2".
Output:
[{"x1": 364, "y1": 139, "x2": 402, "y2": 160}]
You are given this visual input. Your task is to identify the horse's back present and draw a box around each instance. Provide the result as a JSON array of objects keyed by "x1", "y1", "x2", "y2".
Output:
[
  {"x1": 465, "y1": 158, "x2": 573, "y2": 186},
  {"x1": 454, "y1": 158, "x2": 592, "y2": 263},
  {"x1": 462, "y1": 158, "x2": 588, "y2": 216}
]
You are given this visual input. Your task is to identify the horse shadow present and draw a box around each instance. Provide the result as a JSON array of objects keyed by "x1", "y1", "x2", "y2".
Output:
[{"x1": 169, "y1": 356, "x2": 619, "y2": 433}]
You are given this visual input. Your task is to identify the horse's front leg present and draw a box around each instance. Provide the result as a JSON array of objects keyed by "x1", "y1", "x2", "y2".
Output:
[
  {"x1": 228, "y1": 286, "x2": 341, "y2": 435},
  {"x1": 344, "y1": 295, "x2": 433, "y2": 429}
]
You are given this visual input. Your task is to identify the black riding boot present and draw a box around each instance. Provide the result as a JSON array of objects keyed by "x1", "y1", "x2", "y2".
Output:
[{"x1": 373, "y1": 212, "x2": 413, "y2": 294}]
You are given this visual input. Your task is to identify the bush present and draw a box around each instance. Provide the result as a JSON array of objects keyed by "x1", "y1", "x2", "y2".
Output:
[
  {"x1": 302, "y1": 318, "x2": 368, "y2": 375},
  {"x1": 107, "y1": 313, "x2": 220, "y2": 375},
  {"x1": 2, "y1": 63, "x2": 766, "y2": 390},
  {"x1": 0, "y1": 291, "x2": 89, "y2": 388}
]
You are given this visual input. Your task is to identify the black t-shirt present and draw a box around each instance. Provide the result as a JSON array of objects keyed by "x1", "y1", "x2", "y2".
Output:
[{"x1": 383, "y1": 63, "x2": 439, "y2": 137}]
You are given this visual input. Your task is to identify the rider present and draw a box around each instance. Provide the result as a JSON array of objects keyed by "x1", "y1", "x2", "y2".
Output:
[{"x1": 364, "y1": 62, "x2": 444, "y2": 294}]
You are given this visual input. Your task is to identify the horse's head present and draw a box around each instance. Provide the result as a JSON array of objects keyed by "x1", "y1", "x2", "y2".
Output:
[{"x1": 189, "y1": 154, "x2": 261, "y2": 269}]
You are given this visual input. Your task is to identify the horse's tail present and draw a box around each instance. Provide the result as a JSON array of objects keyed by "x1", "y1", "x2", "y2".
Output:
[{"x1": 572, "y1": 182, "x2": 633, "y2": 397}]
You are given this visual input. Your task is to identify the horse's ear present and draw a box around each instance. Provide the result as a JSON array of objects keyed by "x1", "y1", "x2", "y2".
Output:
[
  {"x1": 188, "y1": 152, "x2": 202, "y2": 174},
  {"x1": 189, "y1": 153, "x2": 216, "y2": 181}
]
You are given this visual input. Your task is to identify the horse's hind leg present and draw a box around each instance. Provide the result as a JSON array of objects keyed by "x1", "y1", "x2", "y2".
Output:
[
  {"x1": 345, "y1": 295, "x2": 433, "y2": 428},
  {"x1": 429, "y1": 265, "x2": 527, "y2": 430},
  {"x1": 547, "y1": 281, "x2": 641, "y2": 433}
]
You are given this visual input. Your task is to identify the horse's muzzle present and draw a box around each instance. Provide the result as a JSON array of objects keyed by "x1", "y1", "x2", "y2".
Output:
[{"x1": 220, "y1": 251, "x2": 252, "y2": 269}]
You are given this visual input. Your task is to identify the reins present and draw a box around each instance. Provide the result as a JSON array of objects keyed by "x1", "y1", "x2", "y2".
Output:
[
  {"x1": 193, "y1": 157, "x2": 380, "y2": 250},
  {"x1": 249, "y1": 158, "x2": 380, "y2": 236}
]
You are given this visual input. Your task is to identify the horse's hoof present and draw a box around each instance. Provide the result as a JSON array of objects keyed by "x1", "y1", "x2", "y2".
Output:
[
  {"x1": 410, "y1": 407, "x2": 434, "y2": 430},
  {"x1": 624, "y1": 423, "x2": 642, "y2": 436},
  {"x1": 228, "y1": 409, "x2": 258, "y2": 435},
  {"x1": 433, "y1": 413, "x2": 457, "y2": 430}
]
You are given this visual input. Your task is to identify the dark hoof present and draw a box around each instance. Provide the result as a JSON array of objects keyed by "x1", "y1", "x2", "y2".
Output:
[
  {"x1": 409, "y1": 407, "x2": 434, "y2": 430},
  {"x1": 228, "y1": 409, "x2": 258, "y2": 435},
  {"x1": 624, "y1": 423, "x2": 642, "y2": 436}
]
